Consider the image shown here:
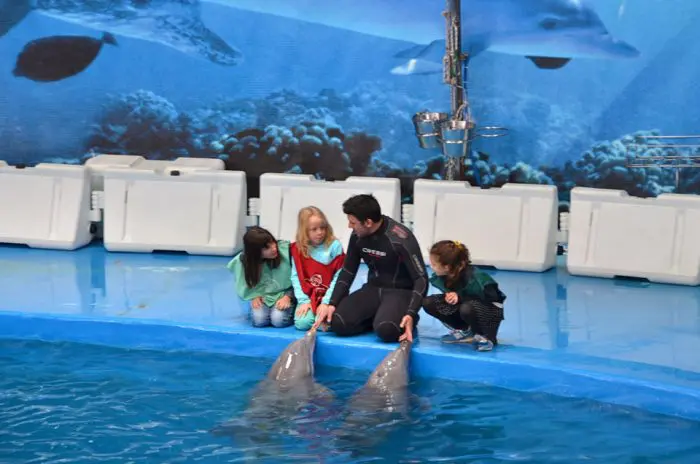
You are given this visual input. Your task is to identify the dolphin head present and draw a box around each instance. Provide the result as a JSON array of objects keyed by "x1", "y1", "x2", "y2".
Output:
[
  {"x1": 487, "y1": 0, "x2": 640, "y2": 61},
  {"x1": 267, "y1": 329, "x2": 317, "y2": 384},
  {"x1": 366, "y1": 340, "x2": 411, "y2": 390}
]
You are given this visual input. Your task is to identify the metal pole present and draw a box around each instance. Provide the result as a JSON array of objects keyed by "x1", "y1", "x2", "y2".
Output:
[
  {"x1": 448, "y1": 0, "x2": 464, "y2": 116},
  {"x1": 443, "y1": 0, "x2": 466, "y2": 181}
]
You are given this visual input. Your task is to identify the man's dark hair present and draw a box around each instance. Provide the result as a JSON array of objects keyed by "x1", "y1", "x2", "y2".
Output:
[{"x1": 342, "y1": 194, "x2": 382, "y2": 223}]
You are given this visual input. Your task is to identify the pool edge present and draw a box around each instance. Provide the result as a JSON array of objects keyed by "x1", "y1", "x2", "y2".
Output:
[{"x1": 1, "y1": 311, "x2": 699, "y2": 422}]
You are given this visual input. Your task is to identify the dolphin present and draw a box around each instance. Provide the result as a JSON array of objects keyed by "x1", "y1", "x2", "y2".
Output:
[
  {"x1": 210, "y1": 329, "x2": 335, "y2": 454},
  {"x1": 214, "y1": 0, "x2": 639, "y2": 72},
  {"x1": 0, "y1": 0, "x2": 242, "y2": 66},
  {"x1": 333, "y1": 340, "x2": 414, "y2": 454}
]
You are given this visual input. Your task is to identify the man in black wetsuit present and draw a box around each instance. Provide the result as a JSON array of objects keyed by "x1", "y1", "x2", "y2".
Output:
[{"x1": 312, "y1": 194, "x2": 428, "y2": 343}]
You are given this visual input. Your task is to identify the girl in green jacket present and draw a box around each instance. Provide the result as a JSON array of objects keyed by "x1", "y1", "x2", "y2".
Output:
[
  {"x1": 227, "y1": 226, "x2": 295, "y2": 328},
  {"x1": 423, "y1": 240, "x2": 506, "y2": 351}
]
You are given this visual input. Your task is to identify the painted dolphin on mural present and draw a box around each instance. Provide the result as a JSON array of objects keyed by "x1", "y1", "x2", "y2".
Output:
[
  {"x1": 0, "y1": 0, "x2": 242, "y2": 66},
  {"x1": 334, "y1": 340, "x2": 414, "y2": 453},
  {"x1": 212, "y1": 0, "x2": 639, "y2": 72},
  {"x1": 210, "y1": 329, "x2": 334, "y2": 453}
]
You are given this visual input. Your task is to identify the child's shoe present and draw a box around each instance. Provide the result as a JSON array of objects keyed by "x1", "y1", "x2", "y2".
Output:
[
  {"x1": 440, "y1": 328, "x2": 474, "y2": 344},
  {"x1": 473, "y1": 334, "x2": 494, "y2": 351}
]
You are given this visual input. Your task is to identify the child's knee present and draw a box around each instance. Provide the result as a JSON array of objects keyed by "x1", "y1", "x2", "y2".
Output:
[
  {"x1": 294, "y1": 316, "x2": 314, "y2": 331},
  {"x1": 250, "y1": 306, "x2": 271, "y2": 327},
  {"x1": 270, "y1": 308, "x2": 293, "y2": 328}
]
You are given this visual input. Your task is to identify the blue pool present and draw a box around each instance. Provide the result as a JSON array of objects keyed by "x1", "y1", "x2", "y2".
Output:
[{"x1": 2, "y1": 338, "x2": 699, "y2": 464}]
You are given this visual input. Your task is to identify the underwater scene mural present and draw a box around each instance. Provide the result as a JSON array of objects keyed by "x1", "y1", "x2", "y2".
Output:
[{"x1": 1, "y1": 0, "x2": 700, "y2": 203}]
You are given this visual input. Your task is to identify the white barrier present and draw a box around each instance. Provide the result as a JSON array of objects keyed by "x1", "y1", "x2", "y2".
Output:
[
  {"x1": 85, "y1": 154, "x2": 224, "y2": 190},
  {"x1": 259, "y1": 173, "x2": 401, "y2": 249},
  {"x1": 101, "y1": 167, "x2": 247, "y2": 256},
  {"x1": 567, "y1": 187, "x2": 700, "y2": 285},
  {"x1": 413, "y1": 179, "x2": 558, "y2": 272},
  {"x1": 0, "y1": 163, "x2": 93, "y2": 250}
]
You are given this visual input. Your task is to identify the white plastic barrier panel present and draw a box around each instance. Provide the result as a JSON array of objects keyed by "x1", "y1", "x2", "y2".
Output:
[
  {"x1": 567, "y1": 187, "x2": 700, "y2": 285},
  {"x1": 0, "y1": 163, "x2": 93, "y2": 250},
  {"x1": 101, "y1": 168, "x2": 247, "y2": 256},
  {"x1": 85, "y1": 154, "x2": 224, "y2": 190},
  {"x1": 412, "y1": 179, "x2": 558, "y2": 272},
  {"x1": 259, "y1": 174, "x2": 401, "y2": 250}
]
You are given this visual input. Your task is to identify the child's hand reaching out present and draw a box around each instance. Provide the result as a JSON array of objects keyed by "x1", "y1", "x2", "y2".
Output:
[{"x1": 445, "y1": 292, "x2": 459, "y2": 305}]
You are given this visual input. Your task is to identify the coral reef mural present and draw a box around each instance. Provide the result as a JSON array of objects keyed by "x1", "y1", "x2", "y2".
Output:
[{"x1": 1, "y1": 0, "x2": 700, "y2": 203}]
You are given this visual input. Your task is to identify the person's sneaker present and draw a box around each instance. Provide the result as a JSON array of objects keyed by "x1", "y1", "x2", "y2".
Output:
[
  {"x1": 473, "y1": 334, "x2": 494, "y2": 352},
  {"x1": 440, "y1": 329, "x2": 474, "y2": 344}
]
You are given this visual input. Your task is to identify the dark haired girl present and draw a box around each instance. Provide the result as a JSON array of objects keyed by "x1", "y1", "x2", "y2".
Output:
[
  {"x1": 227, "y1": 226, "x2": 295, "y2": 328},
  {"x1": 423, "y1": 240, "x2": 506, "y2": 351}
]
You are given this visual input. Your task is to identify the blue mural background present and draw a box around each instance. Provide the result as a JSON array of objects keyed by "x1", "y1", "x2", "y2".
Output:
[{"x1": 1, "y1": 0, "x2": 699, "y2": 200}]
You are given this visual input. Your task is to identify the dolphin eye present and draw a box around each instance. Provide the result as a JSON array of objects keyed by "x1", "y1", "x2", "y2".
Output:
[{"x1": 540, "y1": 18, "x2": 559, "y2": 30}]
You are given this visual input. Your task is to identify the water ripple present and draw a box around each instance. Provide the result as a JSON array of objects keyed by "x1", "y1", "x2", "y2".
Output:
[{"x1": 1, "y1": 339, "x2": 700, "y2": 463}]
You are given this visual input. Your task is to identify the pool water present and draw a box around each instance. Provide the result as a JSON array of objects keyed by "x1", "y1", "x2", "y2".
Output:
[{"x1": 1, "y1": 339, "x2": 699, "y2": 464}]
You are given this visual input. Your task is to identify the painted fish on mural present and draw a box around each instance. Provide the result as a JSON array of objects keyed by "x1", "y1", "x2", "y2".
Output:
[
  {"x1": 0, "y1": 0, "x2": 242, "y2": 66},
  {"x1": 13, "y1": 32, "x2": 117, "y2": 82}
]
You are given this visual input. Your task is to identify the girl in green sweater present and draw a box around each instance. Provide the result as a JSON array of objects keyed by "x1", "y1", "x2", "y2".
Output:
[
  {"x1": 227, "y1": 226, "x2": 295, "y2": 328},
  {"x1": 423, "y1": 240, "x2": 506, "y2": 351}
]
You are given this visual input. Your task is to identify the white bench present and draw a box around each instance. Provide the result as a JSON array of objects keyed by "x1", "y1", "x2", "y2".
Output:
[
  {"x1": 0, "y1": 162, "x2": 93, "y2": 250},
  {"x1": 412, "y1": 179, "x2": 558, "y2": 272},
  {"x1": 258, "y1": 173, "x2": 401, "y2": 249},
  {"x1": 567, "y1": 187, "x2": 700, "y2": 285}
]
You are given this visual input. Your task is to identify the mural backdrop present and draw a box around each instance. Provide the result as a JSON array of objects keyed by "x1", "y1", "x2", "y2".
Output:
[{"x1": 1, "y1": 0, "x2": 699, "y2": 203}]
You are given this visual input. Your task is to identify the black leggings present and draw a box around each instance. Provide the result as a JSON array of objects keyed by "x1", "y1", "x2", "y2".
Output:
[
  {"x1": 422, "y1": 295, "x2": 503, "y2": 344},
  {"x1": 330, "y1": 285, "x2": 417, "y2": 343}
]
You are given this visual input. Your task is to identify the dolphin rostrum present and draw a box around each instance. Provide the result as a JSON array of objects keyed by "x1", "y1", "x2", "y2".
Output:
[
  {"x1": 210, "y1": 329, "x2": 334, "y2": 453},
  {"x1": 217, "y1": 0, "x2": 639, "y2": 72},
  {"x1": 334, "y1": 340, "x2": 413, "y2": 454},
  {"x1": 0, "y1": 0, "x2": 242, "y2": 66}
]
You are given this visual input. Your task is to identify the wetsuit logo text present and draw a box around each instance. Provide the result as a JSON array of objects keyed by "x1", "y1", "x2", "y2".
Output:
[{"x1": 362, "y1": 248, "x2": 387, "y2": 257}]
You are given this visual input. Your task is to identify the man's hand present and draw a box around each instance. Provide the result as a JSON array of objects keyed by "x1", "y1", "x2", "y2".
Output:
[
  {"x1": 275, "y1": 295, "x2": 291, "y2": 310},
  {"x1": 445, "y1": 292, "x2": 459, "y2": 305},
  {"x1": 399, "y1": 315, "x2": 414, "y2": 343},
  {"x1": 296, "y1": 303, "x2": 312, "y2": 317},
  {"x1": 312, "y1": 304, "x2": 335, "y2": 330},
  {"x1": 251, "y1": 296, "x2": 263, "y2": 309}
]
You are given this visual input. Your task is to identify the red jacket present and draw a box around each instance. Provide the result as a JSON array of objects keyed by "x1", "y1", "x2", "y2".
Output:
[{"x1": 290, "y1": 242, "x2": 345, "y2": 313}]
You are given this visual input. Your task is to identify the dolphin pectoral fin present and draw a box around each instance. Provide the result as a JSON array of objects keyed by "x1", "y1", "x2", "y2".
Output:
[
  {"x1": 312, "y1": 383, "x2": 335, "y2": 401},
  {"x1": 152, "y1": 16, "x2": 243, "y2": 66},
  {"x1": 395, "y1": 39, "x2": 447, "y2": 62},
  {"x1": 526, "y1": 56, "x2": 572, "y2": 70},
  {"x1": 391, "y1": 35, "x2": 492, "y2": 75},
  {"x1": 410, "y1": 393, "x2": 432, "y2": 412},
  {"x1": 390, "y1": 58, "x2": 443, "y2": 76},
  {"x1": 209, "y1": 420, "x2": 247, "y2": 437}
]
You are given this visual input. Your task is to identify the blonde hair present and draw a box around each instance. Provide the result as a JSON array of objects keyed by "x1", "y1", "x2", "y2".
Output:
[{"x1": 295, "y1": 206, "x2": 336, "y2": 257}]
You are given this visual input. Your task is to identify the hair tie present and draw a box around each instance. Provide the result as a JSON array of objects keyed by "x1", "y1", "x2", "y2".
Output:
[{"x1": 453, "y1": 240, "x2": 462, "y2": 249}]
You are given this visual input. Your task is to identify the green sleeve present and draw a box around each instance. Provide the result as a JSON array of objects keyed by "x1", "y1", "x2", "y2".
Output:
[
  {"x1": 226, "y1": 254, "x2": 256, "y2": 301},
  {"x1": 429, "y1": 273, "x2": 448, "y2": 293}
]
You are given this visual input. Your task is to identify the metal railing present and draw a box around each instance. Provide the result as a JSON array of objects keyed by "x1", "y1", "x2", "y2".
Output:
[{"x1": 625, "y1": 134, "x2": 700, "y2": 190}]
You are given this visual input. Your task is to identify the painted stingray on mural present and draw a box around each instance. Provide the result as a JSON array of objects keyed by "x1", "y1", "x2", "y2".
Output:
[
  {"x1": 0, "y1": 0, "x2": 242, "y2": 66},
  {"x1": 214, "y1": 0, "x2": 639, "y2": 72}
]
